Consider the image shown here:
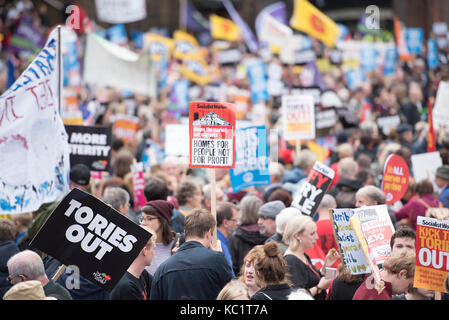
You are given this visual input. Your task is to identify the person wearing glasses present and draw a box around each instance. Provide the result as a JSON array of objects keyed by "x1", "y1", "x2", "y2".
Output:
[
  {"x1": 139, "y1": 200, "x2": 183, "y2": 276},
  {"x1": 6, "y1": 250, "x2": 72, "y2": 300}
]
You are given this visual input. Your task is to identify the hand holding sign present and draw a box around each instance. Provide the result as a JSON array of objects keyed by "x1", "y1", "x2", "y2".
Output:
[{"x1": 30, "y1": 188, "x2": 151, "y2": 291}]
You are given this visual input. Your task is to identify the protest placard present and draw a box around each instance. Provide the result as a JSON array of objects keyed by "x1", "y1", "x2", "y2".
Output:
[
  {"x1": 230, "y1": 125, "x2": 270, "y2": 192},
  {"x1": 131, "y1": 162, "x2": 147, "y2": 211},
  {"x1": 282, "y1": 95, "x2": 315, "y2": 141},
  {"x1": 381, "y1": 154, "x2": 409, "y2": 204},
  {"x1": 414, "y1": 216, "x2": 449, "y2": 293},
  {"x1": 164, "y1": 124, "x2": 189, "y2": 157},
  {"x1": 433, "y1": 81, "x2": 449, "y2": 129},
  {"x1": 112, "y1": 114, "x2": 139, "y2": 145},
  {"x1": 0, "y1": 27, "x2": 70, "y2": 215},
  {"x1": 66, "y1": 125, "x2": 112, "y2": 172},
  {"x1": 30, "y1": 188, "x2": 152, "y2": 291},
  {"x1": 350, "y1": 205, "x2": 395, "y2": 284},
  {"x1": 95, "y1": 0, "x2": 147, "y2": 24},
  {"x1": 290, "y1": 86, "x2": 321, "y2": 105},
  {"x1": 330, "y1": 208, "x2": 370, "y2": 275},
  {"x1": 376, "y1": 115, "x2": 401, "y2": 136},
  {"x1": 189, "y1": 102, "x2": 236, "y2": 168},
  {"x1": 291, "y1": 161, "x2": 334, "y2": 216},
  {"x1": 411, "y1": 151, "x2": 442, "y2": 183},
  {"x1": 247, "y1": 59, "x2": 269, "y2": 103}
]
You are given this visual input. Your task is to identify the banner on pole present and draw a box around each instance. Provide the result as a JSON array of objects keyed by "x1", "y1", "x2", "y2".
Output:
[{"x1": 0, "y1": 27, "x2": 70, "y2": 214}]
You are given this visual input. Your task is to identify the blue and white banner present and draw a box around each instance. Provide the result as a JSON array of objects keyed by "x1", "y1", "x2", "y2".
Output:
[
  {"x1": 0, "y1": 27, "x2": 70, "y2": 214},
  {"x1": 427, "y1": 38, "x2": 439, "y2": 69},
  {"x1": 345, "y1": 69, "x2": 366, "y2": 90},
  {"x1": 247, "y1": 59, "x2": 268, "y2": 103},
  {"x1": 230, "y1": 125, "x2": 270, "y2": 192},
  {"x1": 361, "y1": 46, "x2": 378, "y2": 72},
  {"x1": 383, "y1": 46, "x2": 397, "y2": 75},
  {"x1": 405, "y1": 28, "x2": 424, "y2": 55}
]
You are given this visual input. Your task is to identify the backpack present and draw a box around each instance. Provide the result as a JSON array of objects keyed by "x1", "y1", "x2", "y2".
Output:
[{"x1": 417, "y1": 198, "x2": 449, "y2": 221}]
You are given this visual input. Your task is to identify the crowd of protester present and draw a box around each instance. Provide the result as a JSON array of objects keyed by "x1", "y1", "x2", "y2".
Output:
[{"x1": 1, "y1": 0, "x2": 449, "y2": 301}]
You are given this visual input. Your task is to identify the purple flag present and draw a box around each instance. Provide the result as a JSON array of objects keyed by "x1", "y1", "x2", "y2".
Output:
[
  {"x1": 221, "y1": 0, "x2": 258, "y2": 53},
  {"x1": 255, "y1": 2, "x2": 287, "y2": 37},
  {"x1": 185, "y1": 0, "x2": 210, "y2": 33},
  {"x1": 303, "y1": 61, "x2": 327, "y2": 91},
  {"x1": 7, "y1": 15, "x2": 46, "y2": 56}
]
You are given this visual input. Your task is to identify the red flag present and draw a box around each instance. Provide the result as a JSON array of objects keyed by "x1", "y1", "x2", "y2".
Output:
[{"x1": 427, "y1": 97, "x2": 436, "y2": 152}]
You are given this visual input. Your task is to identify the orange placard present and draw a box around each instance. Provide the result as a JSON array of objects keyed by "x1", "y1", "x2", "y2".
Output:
[{"x1": 414, "y1": 216, "x2": 449, "y2": 293}]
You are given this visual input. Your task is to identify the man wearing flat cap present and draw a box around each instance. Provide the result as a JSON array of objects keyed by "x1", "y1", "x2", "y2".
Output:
[
  {"x1": 435, "y1": 165, "x2": 449, "y2": 208},
  {"x1": 257, "y1": 200, "x2": 286, "y2": 239}
]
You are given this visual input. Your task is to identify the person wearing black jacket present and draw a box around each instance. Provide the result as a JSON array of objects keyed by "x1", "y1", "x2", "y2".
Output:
[
  {"x1": 328, "y1": 157, "x2": 363, "y2": 208},
  {"x1": 228, "y1": 195, "x2": 267, "y2": 276},
  {"x1": 250, "y1": 241, "x2": 293, "y2": 300}
]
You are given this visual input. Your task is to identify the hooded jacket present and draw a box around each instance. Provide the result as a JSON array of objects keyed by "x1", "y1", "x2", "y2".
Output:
[
  {"x1": 228, "y1": 224, "x2": 268, "y2": 276},
  {"x1": 328, "y1": 178, "x2": 363, "y2": 208}
]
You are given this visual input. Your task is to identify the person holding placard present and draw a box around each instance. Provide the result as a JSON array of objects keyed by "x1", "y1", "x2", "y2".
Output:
[
  {"x1": 283, "y1": 215, "x2": 340, "y2": 300},
  {"x1": 355, "y1": 185, "x2": 398, "y2": 229},
  {"x1": 352, "y1": 250, "x2": 415, "y2": 300},
  {"x1": 111, "y1": 226, "x2": 156, "y2": 300}
]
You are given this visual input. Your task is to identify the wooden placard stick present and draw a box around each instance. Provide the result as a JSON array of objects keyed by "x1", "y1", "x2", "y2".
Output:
[
  {"x1": 52, "y1": 264, "x2": 67, "y2": 282},
  {"x1": 208, "y1": 168, "x2": 217, "y2": 248}
]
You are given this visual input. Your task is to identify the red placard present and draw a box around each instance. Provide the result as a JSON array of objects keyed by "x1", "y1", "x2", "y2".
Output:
[
  {"x1": 189, "y1": 101, "x2": 236, "y2": 168},
  {"x1": 382, "y1": 154, "x2": 409, "y2": 204}
]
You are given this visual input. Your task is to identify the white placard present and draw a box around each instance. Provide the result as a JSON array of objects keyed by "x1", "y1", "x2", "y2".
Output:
[{"x1": 95, "y1": 0, "x2": 147, "y2": 24}]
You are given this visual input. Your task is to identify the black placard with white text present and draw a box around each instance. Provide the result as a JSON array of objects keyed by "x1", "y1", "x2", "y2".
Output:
[
  {"x1": 30, "y1": 188, "x2": 151, "y2": 292},
  {"x1": 65, "y1": 125, "x2": 112, "y2": 172},
  {"x1": 291, "y1": 161, "x2": 335, "y2": 216}
]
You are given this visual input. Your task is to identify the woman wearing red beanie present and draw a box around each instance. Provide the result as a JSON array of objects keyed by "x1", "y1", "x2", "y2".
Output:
[{"x1": 139, "y1": 200, "x2": 182, "y2": 275}]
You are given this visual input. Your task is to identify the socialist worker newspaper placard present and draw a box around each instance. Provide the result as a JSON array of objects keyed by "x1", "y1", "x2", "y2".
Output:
[
  {"x1": 30, "y1": 188, "x2": 151, "y2": 291},
  {"x1": 189, "y1": 101, "x2": 236, "y2": 168},
  {"x1": 414, "y1": 216, "x2": 449, "y2": 293}
]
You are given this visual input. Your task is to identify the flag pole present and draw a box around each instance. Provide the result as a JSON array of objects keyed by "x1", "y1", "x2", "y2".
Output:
[
  {"x1": 57, "y1": 25, "x2": 63, "y2": 115},
  {"x1": 180, "y1": 0, "x2": 187, "y2": 31}
]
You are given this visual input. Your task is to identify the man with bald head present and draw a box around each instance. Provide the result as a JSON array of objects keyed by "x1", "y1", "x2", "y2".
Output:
[{"x1": 7, "y1": 250, "x2": 72, "y2": 300}]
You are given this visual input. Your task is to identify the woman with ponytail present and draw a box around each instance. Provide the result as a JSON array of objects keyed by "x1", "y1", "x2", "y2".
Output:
[{"x1": 250, "y1": 241, "x2": 293, "y2": 300}]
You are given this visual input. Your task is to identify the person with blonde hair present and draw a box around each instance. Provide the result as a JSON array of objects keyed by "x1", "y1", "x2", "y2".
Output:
[
  {"x1": 283, "y1": 215, "x2": 340, "y2": 300},
  {"x1": 217, "y1": 279, "x2": 250, "y2": 300}
]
